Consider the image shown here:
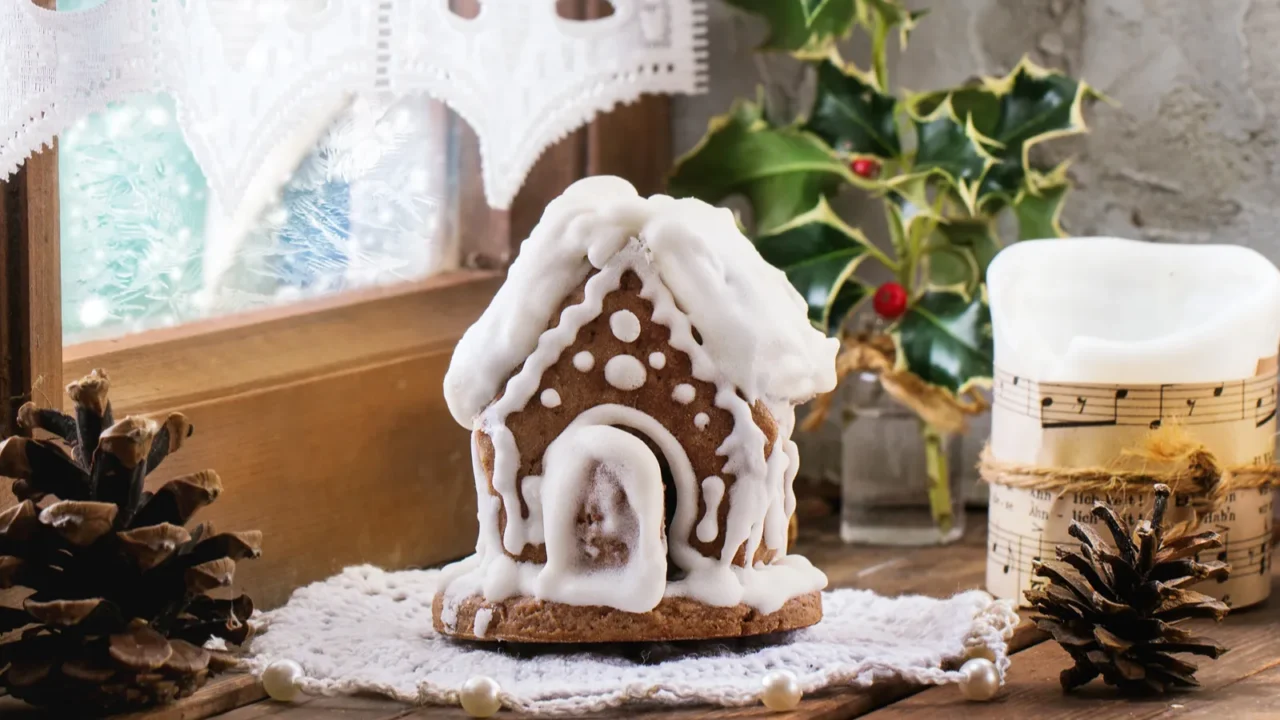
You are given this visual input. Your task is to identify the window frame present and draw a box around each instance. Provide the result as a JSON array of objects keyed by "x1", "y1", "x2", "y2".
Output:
[{"x1": 0, "y1": 0, "x2": 672, "y2": 609}]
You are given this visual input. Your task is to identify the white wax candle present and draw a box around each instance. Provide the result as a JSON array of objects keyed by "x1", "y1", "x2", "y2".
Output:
[{"x1": 987, "y1": 237, "x2": 1280, "y2": 384}]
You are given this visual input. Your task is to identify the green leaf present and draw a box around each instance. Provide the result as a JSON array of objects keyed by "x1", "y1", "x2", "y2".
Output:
[
  {"x1": 669, "y1": 98, "x2": 853, "y2": 234},
  {"x1": 724, "y1": 0, "x2": 857, "y2": 56},
  {"x1": 1014, "y1": 182, "x2": 1070, "y2": 240},
  {"x1": 980, "y1": 58, "x2": 1094, "y2": 165},
  {"x1": 897, "y1": 291, "x2": 994, "y2": 393},
  {"x1": 857, "y1": 0, "x2": 926, "y2": 47},
  {"x1": 925, "y1": 245, "x2": 978, "y2": 291},
  {"x1": 805, "y1": 59, "x2": 902, "y2": 158},
  {"x1": 974, "y1": 159, "x2": 1023, "y2": 213},
  {"x1": 936, "y1": 218, "x2": 1001, "y2": 283},
  {"x1": 909, "y1": 100, "x2": 994, "y2": 213},
  {"x1": 755, "y1": 198, "x2": 877, "y2": 333},
  {"x1": 909, "y1": 58, "x2": 1095, "y2": 210}
]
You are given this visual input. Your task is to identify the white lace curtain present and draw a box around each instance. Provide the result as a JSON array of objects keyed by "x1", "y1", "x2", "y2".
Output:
[{"x1": 0, "y1": 0, "x2": 707, "y2": 213}]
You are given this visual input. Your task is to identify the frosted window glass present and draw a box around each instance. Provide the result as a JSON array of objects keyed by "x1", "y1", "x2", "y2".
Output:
[{"x1": 59, "y1": 91, "x2": 455, "y2": 344}]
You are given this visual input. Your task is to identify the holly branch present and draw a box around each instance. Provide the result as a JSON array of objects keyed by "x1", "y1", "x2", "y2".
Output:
[{"x1": 670, "y1": 0, "x2": 1098, "y2": 534}]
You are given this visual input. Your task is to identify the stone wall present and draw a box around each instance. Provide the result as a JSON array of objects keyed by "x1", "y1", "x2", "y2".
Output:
[{"x1": 672, "y1": 0, "x2": 1280, "y2": 497}]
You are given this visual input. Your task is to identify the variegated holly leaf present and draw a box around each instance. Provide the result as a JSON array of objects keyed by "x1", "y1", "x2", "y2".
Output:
[
  {"x1": 1014, "y1": 182, "x2": 1070, "y2": 240},
  {"x1": 669, "y1": 98, "x2": 853, "y2": 233},
  {"x1": 724, "y1": 0, "x2": 857, "y2": 56},
  {"x1": 857, "y1": 0, "x2": 926, "y2": 46},
  {"x1": 908, "y1": 99, "x2": 995, "y2": 213},
  {"x1": 805, "y1": 59, "x2": 902, "y2": 159},
  {"x1": 910, "y1": 58, "x2": 1095, "y2": 212},
  {"x1": 896, "y1": 291, "x2": 994, "y2": 393},
  {"x1": 931, "y1": 218, "x2": 1000, "y2": 288},
  {"x1": 754, "y1": 198, "x2": 877, "y2": 333}
]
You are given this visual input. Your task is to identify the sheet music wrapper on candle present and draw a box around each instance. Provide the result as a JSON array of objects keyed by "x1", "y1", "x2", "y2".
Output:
[
  {"x1": 987, "y1": 365, "x2": 1277, "y2": 608},
  {"x1": 984, "y1": 237, "x2": 1280, "y2": 610}
]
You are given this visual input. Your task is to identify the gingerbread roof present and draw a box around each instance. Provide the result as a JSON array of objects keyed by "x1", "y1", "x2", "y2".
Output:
[{"x1": 443, "y1": 176, "x2": 839, "y2": 428}]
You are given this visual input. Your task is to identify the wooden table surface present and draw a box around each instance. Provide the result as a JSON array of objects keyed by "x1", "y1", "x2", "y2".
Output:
[{"x1": 3, "y1": 511, "x2": 1277, "y2": 719}]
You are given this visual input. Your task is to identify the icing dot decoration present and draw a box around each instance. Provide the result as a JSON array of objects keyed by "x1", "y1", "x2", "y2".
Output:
[
  {"x1": 572, "y1": 351, "x2": 594, "y2": 372},
  {"x1": 672, "y1": 383, "x2": 695, "y2": 404},
  {"x1": 694, "y1": 412, "x2": 710, "y2": 429},
  {"x1": 540, "y1": 388, "x2": 561, "y2": 408},
  {"x1": 609, "y1": 310, "x2": 641, "y2": 342},
  {"x1": 604, "y1": 355, "x2": 647, "y2": 390},
  {"x1": 460, "y1": 675, "x2": 503, "y2": 717},
  {"x1": 648, "y1": 351, "x2": 666, "y2": 369}
]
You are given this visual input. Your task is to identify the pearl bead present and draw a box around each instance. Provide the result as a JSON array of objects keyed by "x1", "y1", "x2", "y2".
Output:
[
  {"x1": 262, "y1": 659, "x2": 304, "y2": 702},
  {"x1": 959, "y1": 658, "x2": 1001, "y2": 701},
  {"x1": 760, "y1": 669, "x2": 803, "y2": 711},
  {"x1": 460, "y1": 675, "x2": 502, "y2": 717}
]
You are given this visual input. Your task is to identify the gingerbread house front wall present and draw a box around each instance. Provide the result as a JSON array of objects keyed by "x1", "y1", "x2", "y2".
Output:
[{"x1": 475, "y1": 270, "x2": 780, "y2": 579}]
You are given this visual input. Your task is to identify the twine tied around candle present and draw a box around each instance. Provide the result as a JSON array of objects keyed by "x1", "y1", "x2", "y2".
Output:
[
  {"x1": 800, "y1": 333, "x2": 988, "y2": 435},
  {"x1": 978, "y1": 424, "x2": 1280, "y2": 515}
]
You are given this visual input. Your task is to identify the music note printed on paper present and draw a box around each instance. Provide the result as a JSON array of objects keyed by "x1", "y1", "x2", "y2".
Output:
[{"x1": 987, "y1": 359, "x2": 1278, "y2": 609}]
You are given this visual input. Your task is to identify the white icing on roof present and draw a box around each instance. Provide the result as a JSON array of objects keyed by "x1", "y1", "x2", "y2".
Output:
[{"x1": 443, "y1": 176, "x2": 839, "y2": 427}]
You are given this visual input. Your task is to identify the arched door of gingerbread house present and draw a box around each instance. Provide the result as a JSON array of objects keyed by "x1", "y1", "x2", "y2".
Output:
[{"x1": 534, "y1": 424, "x2": 668, "y2": 612}]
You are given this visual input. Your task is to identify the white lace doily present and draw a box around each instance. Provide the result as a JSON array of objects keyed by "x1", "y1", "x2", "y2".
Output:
[
  {"x1": 0, "y1": 0, "x2": 706, "y2": 211},
  {"x1": 244, "y1": 565, "x2": 1019, "y2": 714}
]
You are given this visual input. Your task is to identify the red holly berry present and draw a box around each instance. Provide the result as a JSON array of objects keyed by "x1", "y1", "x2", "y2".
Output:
[
  {"x1": 851, "y1": 157, "x2": 880, "y2": 179},
  {"x1": 873, "y1": 281, "x2": 908, "y2": 320}
]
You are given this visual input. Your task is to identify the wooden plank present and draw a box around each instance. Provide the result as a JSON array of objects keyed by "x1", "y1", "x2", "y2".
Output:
[
  {"x1": 64, "y1": 271, "x2": 500, "y2": 410},
  {"x1": 584, "y1": 0, "x2": 671, "y2": 197},
  {"x1": 0, "y1": 674, "x2": 264, "y2": 720},
  {"x1": 128, "y1": 347, "x2": 479, "y2": 609},
  {"x1": 0, "y1": 138, "x2": 63, "y2": 432},
  {"x1": 508, "y1": 0, "x2": 587, "y2": 247},
  {"x1": 863, "y1": 573, "x2": 1280, "y2": 719},
  {"x1": 215, "y1": 695, "x2": 415, "y2": 720}
]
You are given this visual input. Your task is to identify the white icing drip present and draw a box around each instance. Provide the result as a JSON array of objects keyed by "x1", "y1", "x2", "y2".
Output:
[
  {"x1": 522, "y1": 475, "x2": 545, "y2": 546},
  {"x1": 648, "y1": 352, "x2": 666, "y2": 369},
  {"x1": 540, "y1": 388, "x2": 561, "y2": 408},
  {"x1": 443, "y1": 176, "x2": 838, "y2": 428},
  {"x1": 672, "y1": 384, "x2": 695, "y2": 404},
  {"x1": 696, "y1": 477, "x2": 725, "y2": 543},
  {"x1": 609, "y1": 310, "x2": 641, "y2": 342},
  {"x1": 473, "y1": 607, "x2": 493, "y2": 638},
  {"x1": 533, "y1": 424, "x2": 666, "y2": 613},
  {"x1": 694, "y1": 412, "x2": 710, "y2": 430},
  {"x1": 604, "y1": 355, "x2": 647, "y2": 391},
  {"x1": 572, "y1": 351, "x2": 594, "y2": 372}
]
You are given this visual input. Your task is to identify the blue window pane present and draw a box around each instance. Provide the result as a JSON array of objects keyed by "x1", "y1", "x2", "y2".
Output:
[{"x1": 59, "y1": 91, "x2": 453, "y2": 344}]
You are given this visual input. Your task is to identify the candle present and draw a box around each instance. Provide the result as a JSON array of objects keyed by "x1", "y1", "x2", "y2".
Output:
[{"x1": 984, "y1": 237, "x2": 1280, "y2": 607}]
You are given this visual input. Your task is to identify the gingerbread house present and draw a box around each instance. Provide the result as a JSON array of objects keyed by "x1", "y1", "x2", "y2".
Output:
[{"x1": 434, "y1": 176, "x2": 838, "y2": 642}]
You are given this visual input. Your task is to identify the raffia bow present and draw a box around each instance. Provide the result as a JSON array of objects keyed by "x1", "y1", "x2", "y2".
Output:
[
  {"x1": 978, "y1": 423, "x2": 1280, "y2": 516},
  {"x1": 800, "y1": 333, "x2": 988, "y2": 434}
]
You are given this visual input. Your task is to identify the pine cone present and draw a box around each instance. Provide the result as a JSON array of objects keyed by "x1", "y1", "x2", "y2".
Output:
[
  {"x1": 1026, "y1": 483, "x2": 1230, "y2": 693},
  {"x1": 0, "y1": 369, "x2": 262, "y2": 714}
]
